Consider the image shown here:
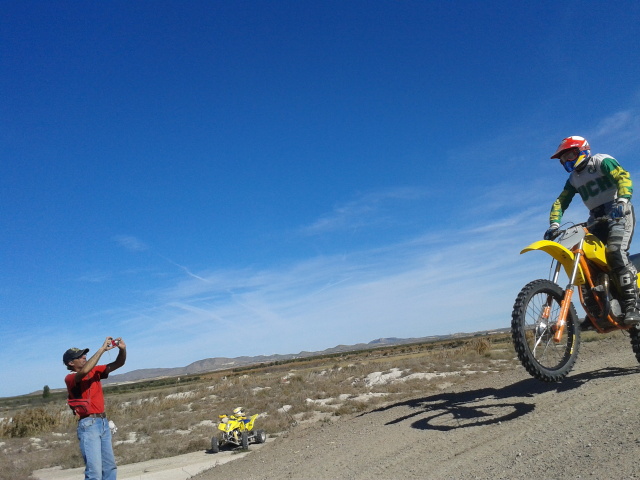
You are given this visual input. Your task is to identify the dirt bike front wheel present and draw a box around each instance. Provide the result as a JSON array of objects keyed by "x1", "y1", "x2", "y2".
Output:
[{"x1": 511, "y1": 279, "x2": 581, "y2": 382}]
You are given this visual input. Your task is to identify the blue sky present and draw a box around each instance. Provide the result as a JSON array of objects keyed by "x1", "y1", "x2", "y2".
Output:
[{"x1": 2, "y1": 1, "x2": 640, "y2": 397}]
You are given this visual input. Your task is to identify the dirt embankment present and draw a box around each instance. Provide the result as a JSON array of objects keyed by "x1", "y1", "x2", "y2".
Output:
[{"x1": 192, "y1": 334, "x2": 640, "y2": 480}]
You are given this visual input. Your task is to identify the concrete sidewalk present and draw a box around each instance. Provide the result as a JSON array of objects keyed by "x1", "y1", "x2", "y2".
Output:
[{"x1": 33, "y1": 440, "x2": 271, "y2": 480}]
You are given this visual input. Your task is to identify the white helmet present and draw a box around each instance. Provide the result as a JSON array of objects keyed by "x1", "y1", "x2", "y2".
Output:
[{"x1": 233, "y1": 407, "x2": 245, "y2": 416}]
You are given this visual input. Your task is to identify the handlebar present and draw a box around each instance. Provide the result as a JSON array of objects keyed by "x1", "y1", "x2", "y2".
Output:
[
  {"x1": 553, "y1": 216, "x2": 609, "y2": 236},
  {"x1": 585, "y1": 216, "x2": 610, "y2": 230},
  {"x1": 547, "y1": 216, "x2": 610, "y2": 245}
]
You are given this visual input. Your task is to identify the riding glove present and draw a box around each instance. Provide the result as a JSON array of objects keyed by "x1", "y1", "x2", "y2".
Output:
[
  {"x1": 544, "y1": 224, "x2": 560, "y2": 240},
  {"x1": 610, "y1": 199, "x2": 630, "y2": 219}
]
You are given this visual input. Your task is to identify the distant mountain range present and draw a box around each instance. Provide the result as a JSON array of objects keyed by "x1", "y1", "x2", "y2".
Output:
[{"x1": 103, "y1": 328, "x2": 508, "y2": 385}]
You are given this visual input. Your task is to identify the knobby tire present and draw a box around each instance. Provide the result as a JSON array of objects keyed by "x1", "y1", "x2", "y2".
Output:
[
  {"x1": 628, "y1": 326, "x2": 640, "y2": 364},
  {"x1": 511, "y1": 279, "x2": 580, "y2": 382}
]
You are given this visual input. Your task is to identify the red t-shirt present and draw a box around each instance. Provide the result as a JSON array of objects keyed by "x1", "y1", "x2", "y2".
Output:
[{"x1": 65, "y1": 365, "x2": 109, "y2": 414}]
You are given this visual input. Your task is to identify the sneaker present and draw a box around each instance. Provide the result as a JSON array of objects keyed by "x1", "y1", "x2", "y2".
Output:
[{"x1": 624, "y1": 307, "x2": 640, "y2": 325}]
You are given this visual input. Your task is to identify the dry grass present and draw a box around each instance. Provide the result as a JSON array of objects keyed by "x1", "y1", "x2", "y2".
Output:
[{"x1": 0, "y1": 333, "x2": 518, "y2": 480}]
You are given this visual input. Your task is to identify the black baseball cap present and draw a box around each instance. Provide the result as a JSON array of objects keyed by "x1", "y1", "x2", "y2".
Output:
[{"x1": 63, "y1": 347, "x2": 89, "y2": 365}]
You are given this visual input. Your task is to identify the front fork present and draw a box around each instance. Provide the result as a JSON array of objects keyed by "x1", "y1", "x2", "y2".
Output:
[
  {"x1": 551, "y1": 239, "x2": 584, "y2": 343},
  {"x1": 539, "y1": 261, "x2": 562, "y2": 325}
]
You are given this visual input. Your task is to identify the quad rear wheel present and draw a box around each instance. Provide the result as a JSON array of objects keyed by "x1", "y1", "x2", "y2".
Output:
[
  {"x1": 511, "y1": 279, "x2": 581, "y2": 382},
  {"x1": 254, "y1": 429, "x2": 267, "y2": 444}
]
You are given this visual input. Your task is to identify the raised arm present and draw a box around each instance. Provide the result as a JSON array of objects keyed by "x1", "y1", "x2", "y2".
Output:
[
  {"x1": 107, "y1": 338, "x2": 127, "y2": 373},
  {"x1": 71, "y1": 337, "x2": 117, "y2": 385}
]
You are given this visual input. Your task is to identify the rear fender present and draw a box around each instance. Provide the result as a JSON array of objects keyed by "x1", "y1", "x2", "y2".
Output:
[
  {"x1": 520, "y1": 240, "x2": 586, "y2": 285},
  {"x1": 245, "y1": 414, "x2": 259, "y2": 431}
]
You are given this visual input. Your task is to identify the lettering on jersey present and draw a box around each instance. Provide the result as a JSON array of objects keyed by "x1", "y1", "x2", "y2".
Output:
[{"x1": 577, "y1": 176, "x2": 614, "y2": 201}]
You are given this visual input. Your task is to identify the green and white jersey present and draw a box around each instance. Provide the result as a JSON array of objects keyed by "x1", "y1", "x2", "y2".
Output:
[{"x1": 549, "y1": 154, "x2": 633, "y2": 224}]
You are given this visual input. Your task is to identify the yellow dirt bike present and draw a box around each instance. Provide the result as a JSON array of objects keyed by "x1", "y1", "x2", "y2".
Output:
[
  {"x1": 511, "y1": 218, "x2": 640, "y2": 382},
  {"x1": 210, "y1": 413, "x2": 266, "y2": 453}
]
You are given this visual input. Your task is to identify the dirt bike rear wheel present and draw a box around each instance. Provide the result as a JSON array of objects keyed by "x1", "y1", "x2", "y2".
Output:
[
  {"x1": 628, "y1": 326, "x2": 640, "y2": 364},
  {"x1": 511, "y1": 279, "x2": 580, "y2": 382}
]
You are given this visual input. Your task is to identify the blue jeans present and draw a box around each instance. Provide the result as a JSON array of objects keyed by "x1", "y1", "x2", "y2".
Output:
[{"x1": 77, "y1": 416, "x2": 117, "y2": 480}]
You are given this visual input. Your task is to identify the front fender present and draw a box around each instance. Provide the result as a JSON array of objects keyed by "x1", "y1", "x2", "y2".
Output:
[{"x1": 520, "y1": 240, "x2": 586, "y2": 285}]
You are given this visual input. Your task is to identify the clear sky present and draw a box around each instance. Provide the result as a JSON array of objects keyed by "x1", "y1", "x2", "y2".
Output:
[{"x1": 2, "y1": 1, "x2": 640, "y2": 397}]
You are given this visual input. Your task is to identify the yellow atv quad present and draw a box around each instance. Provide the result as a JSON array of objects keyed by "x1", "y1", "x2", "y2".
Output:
[{"x1": 211, "y1": 413, "x2": 266, "y2": 453}]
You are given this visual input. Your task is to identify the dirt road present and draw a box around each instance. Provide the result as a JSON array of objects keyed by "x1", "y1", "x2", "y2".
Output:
[{"x1": 192, "y1": 333, "x2": 640, "y2": 480}]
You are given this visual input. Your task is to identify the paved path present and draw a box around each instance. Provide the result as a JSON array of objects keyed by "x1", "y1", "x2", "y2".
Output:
[{"x1": 32, "y1": 440, "x2": 271, "y2": 480}]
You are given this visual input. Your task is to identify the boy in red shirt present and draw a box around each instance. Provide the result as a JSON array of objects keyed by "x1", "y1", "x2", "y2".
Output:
[{"x1": 64, "y1": 337, "x2": 126, "y2": 480}]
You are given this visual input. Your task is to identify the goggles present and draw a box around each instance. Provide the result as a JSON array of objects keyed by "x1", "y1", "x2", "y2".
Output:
[
  {"x1": 560, "y1": 149, "x2": 578, "y2": 162},
  {"x1": 560, "y1": 149, "x2": 580, "y2": 172}
]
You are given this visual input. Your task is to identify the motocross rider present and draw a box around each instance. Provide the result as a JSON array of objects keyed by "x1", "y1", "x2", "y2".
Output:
[
  {"x1": 232, "y1": 407, "x2": 246, "y2": 419},
  {"x1": 544, "y1": 135, "x2": 640, "y2": 325}
]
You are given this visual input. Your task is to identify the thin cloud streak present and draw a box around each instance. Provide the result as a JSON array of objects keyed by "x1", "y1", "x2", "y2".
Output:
[
  {"x1": 113, "y1": 235, "x2": 148, "y2": 252},
  {"x1": 300, "y1": 187, "x2": 429, "y2": 236},
  {"x1": 157, "y1": 254, "x2": 213, "y2": 283},
  {"x1": 591, "y1": 103, "x2": 640, "y2": 157}
]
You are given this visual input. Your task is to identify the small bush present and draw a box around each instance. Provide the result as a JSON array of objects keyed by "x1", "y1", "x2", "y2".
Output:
[
  {"x1": 469, "y1": 338, "x2": 491, "y2": 356},
  {"x1": 0, "y1": 407, "x2": 63, "y2": 438}
]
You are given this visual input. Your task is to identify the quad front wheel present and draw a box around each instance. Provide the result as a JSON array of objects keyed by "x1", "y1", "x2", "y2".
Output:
[
  {"x1": 210, "y1": 435, "x2": 220, "y2": 453},
  {"x1": 511, "y1": 279, "x2": 581, "y2": 382}
]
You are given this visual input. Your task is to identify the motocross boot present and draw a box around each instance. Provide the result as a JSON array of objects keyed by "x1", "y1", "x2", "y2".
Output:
[{"x1": 616, "y1": 267, "x2": 640, "y2": 325}]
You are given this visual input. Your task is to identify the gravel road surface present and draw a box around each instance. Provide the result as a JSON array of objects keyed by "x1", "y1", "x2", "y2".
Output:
[{"x1": 192, "y1": 334, "x2": 640, "y2": 480}]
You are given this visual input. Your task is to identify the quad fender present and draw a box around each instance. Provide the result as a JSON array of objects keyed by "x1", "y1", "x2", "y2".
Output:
[
  {"x1": 218, "y1": 419, "x2": 242, "y2": 432},
  {"x1": 520, "y1": 240, "x2": 586, "y2": 285},
  {"x1": 245, "y1": 414, "x2": 259, "y2": 431}
]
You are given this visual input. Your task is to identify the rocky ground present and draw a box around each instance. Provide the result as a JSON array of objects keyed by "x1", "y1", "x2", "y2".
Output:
[
  {"x1": 192, "y1": 333, "x2": 640, "y2": 480},
  {"x1": 35, "y1": 333, "x2": 640, "y2": 480}
]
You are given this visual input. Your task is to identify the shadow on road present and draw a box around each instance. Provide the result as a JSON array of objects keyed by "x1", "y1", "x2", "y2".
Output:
[{"x1": 359, "y1": 365, "x2": 639, "y2": 431}]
